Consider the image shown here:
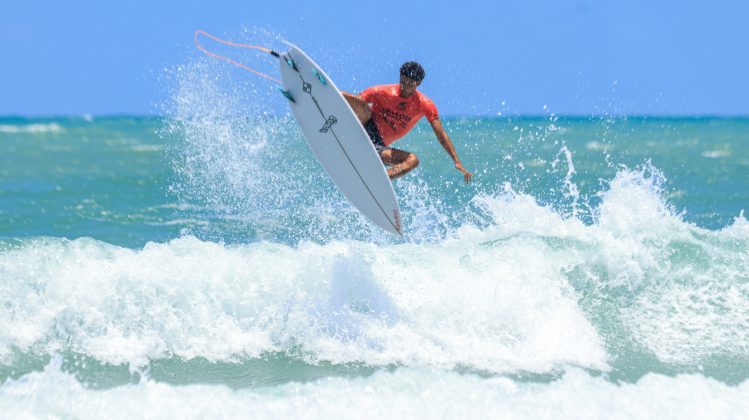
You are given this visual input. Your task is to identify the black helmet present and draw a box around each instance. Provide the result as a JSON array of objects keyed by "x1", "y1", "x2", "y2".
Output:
[{"x1": 400, "y1": 61, "x2": 425, "y2": 82}]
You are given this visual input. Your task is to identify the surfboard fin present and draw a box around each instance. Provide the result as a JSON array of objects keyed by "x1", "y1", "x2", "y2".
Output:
[
  {"x1": 278, "y1": 88, "x2": 296, "y2": 103},
  {"x1": 311, "y1": 68, "x2": 327, "y2": 86},
  {"x1": 284, "y1": 57, "x2": 298, "y2": 72}
]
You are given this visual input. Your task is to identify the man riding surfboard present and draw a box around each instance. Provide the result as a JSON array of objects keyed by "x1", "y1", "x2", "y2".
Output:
[{"x1": 343, "y1": 62, "x2": 473, "y2": 182}]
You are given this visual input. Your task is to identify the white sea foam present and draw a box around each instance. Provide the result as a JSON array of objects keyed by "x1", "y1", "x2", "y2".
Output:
[
  {"x1": 0, "y1": 123, "x2": 63, "y2": 134},
  {"x1": 1, "y1": 357, "x2": 747, "y2": 419},
  {"x1": 585, "y1": 140, "x2": 607, "y2": 151},
  {"x1": 702, "y1": 150, "x2": 731, "y2": 158},
  {"x1": 0, "y1": 233, "x2": 607, "y2": 372},
  {"x1": 130, "y1": 144, "x2": 164, "y2": 152}
]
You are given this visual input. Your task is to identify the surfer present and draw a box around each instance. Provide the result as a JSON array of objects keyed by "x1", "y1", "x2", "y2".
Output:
[{"x1": 343, "y1": 62, "x2": 473, "y2": 182}]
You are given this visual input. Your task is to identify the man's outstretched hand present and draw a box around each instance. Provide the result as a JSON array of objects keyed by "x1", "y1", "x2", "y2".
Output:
[{"x1": 456, "y1": 162, "x2": 473, "y2": 183}]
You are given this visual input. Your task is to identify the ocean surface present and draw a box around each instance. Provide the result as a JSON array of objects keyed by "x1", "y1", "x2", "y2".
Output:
[{"x1": 1, "y1": 89, "x2": 748, "y2": 416}]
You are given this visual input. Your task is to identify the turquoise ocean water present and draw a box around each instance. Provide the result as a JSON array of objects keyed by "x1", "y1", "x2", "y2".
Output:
[{"x1": 1, "y1": 69, "x2": 748, "y2": 416}]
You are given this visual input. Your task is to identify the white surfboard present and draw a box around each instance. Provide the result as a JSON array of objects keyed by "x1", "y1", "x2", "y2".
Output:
[{"x1": 278, "y1": 43, "x2": 403, "y2": 235}]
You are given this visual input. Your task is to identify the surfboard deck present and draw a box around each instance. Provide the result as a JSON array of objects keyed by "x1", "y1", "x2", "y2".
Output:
[{"x1": 278, "y1": 43, "x2": 403, "y2": 236}]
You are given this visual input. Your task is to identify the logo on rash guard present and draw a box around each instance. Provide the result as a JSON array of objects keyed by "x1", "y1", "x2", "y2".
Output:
[{"x1": 380, "y1": 108, "x2": 411, "y2": 129}]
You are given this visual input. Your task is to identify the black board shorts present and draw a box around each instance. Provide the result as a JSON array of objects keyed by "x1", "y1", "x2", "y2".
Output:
[{"x1": 364, "y1": 119, "x2": 390, "y2": 153}]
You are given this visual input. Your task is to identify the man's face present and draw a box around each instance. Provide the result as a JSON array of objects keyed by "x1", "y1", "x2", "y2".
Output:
[{"x1": 399, "y1": 75, "x2": 421, "y2": 97}]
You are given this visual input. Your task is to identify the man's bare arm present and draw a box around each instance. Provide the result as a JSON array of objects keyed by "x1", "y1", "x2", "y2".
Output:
[{"x1": 429, "y1": 118, "x2": 473, "y2": 183}]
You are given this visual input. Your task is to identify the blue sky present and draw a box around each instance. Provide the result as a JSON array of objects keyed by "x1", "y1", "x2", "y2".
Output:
[{"x1": 1, "y1": 0, "x2": 747, "y2": 116}]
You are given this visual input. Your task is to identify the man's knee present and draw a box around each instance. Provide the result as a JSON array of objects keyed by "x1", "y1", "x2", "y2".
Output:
[{"x1": 406, "y1": 153, "x2": 419, "y2": 168}]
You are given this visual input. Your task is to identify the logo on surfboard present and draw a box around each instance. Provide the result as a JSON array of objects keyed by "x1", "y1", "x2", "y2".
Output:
[{"x1": 319, "y1": 115, "x2": 338, "y2": 133}]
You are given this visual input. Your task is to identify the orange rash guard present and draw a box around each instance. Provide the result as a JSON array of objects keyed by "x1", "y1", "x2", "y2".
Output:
[{"x1": 360, "y1": 84, "x2": 439, "y2": 146}]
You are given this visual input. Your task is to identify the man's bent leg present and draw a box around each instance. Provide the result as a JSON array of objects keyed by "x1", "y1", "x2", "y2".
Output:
[
  {"x1": 342, "y1": 92, "x2": 372, "y2": 125},
  {"x1": 380, "y1": 148, "x2": 419, "y2": 180}
]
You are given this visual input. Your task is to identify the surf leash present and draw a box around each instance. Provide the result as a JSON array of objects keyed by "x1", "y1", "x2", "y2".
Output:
[{"x1": 194, "y1": 30, "x2": 282, "y2": 84}]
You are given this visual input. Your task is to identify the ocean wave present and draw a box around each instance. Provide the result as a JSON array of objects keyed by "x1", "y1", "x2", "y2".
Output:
[
  {"x1": 1, "y1": 167, "x2": 746, "y2": 376},
  {"x1": 0, "y1": 234, "x2": 607, "y2": 373},
  {"x1": 1, "y1": 357, "x2": 747, "y2": 419},
  {"x1": 462, "y1": 167, "x2": 749, "y2": 367}
]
